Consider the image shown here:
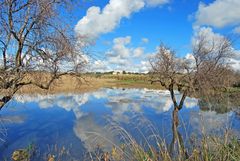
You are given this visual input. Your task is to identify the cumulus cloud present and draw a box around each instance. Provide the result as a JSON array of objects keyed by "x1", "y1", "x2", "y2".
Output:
[
  {"x1": 192, "y1": 27, "x2": 225, "y2": 46},
  {"x1": 75, "y1": 0, "x2": 144, "y2": 39},
  {"x1": 191, "y1": 27, "x2": 240, "y2": 71},
  {"x1": 87, "y1": 38, "x2": 146, "y2": 72},
  {"x1": 89, "y1": 36, "x2": 150, "y2": 73},
  {"x1": 195, "y1": 0, "x2": 240, "y2": 28},
  {"x1": 75, "y1": 0, "x2": 169, "y2": 39},
  {"x1": 191, "y1": 27, "x2": 229, "y2": 59},
  {"x1": 133, "y1": 47, "x2": 144, "y2": 57},
  {"x1": 112, "y1": 36, "x2": 131, "y2": 58},
  {"x1": 229, "y1": 51, "x2": 240, "y2": 71},
  {"x1": 97, "y1": 36, "x2": 132, "y2": 68},
  {"x1": 138, "y1": 61, "x2": 151, "y2": 73},
  {"x1": 91, "y1": 60, "x2": 109, "y2": 72}
]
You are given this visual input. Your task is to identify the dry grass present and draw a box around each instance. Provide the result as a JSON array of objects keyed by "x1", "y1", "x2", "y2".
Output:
[
  {"x1": 4, "y1": 103, "x2": 240, "y2": 161},
  {"x1": 83, "y1": 116, "x2": 240, "y2": 161},
  {"x1": 0, "y1": 73, "x2": 164, "y2": 95}
]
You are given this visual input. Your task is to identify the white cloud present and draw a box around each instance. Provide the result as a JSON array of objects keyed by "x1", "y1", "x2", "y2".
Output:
[
  {"x1": 133, "y1": 47, "x2": 144, "y2": 57},
  {"x1": 229, "y1": 51, "x2": 240, "y2": 71},
  {"x1": 91, "y1": 60, "x2": 109, "y2": 72},
  {"x1": 112, "y1": 36, "x2": 131, "y2": 58},
  {"x1": 195, "y1": 0, "x2": 240, "y2": 28},
  {"x1": 184, "y1": 53, "x2": 196, "y2": 71},
  {"x1": 139, "y1": 61, "x2": 151, "y2": 73},
  {"x1": 87, "y1": 36, "x2": 154, "y2": 73},
  {"x1": 101, "y1": 36, "x2": 151, "y2": 72},
  {"x1": 75, "y1": 0, "x2": 169, "y2": 40},
  {"x1": 85, "y1": 36, "x2": 146, "y2": 72},
  {"x1": 108, "y1": 55, "x2": 128, "y2": 65},
  {"x1": 141, "y1": 38, "x2": 149, "y2": 43},
  {"x1": 229, "y1": 58, "x2": 240, "y2": 70},
  {"x1": 75, "y1": 0, "x2": 144, "y2": 39},
  {"x1": 192, "y1": 27, "x2": 225, "y2": 45},
  {"x1": 192, "y1": 27, "x2": 233, "y2": 58},
  {"x1": 185, "y1": 53, "x2": 194, "y2": 61}
]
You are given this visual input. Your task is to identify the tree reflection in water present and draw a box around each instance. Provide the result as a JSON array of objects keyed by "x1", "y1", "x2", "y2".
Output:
[{"x1": 169, "y1": 110, "x2": 188, "y2": 160}]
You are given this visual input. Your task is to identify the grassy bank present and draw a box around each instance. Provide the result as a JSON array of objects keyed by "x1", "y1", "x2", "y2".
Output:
[{"x1": 2, "y1": 72, "x2": 239, "y2": 94}]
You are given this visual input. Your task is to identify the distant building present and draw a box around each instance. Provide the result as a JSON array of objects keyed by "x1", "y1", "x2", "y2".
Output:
[{"x1": 112, "y1": 71, "x2": 123, "y2": 75}]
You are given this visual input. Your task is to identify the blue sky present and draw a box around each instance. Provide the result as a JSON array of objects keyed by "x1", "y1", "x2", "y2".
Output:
[{"x1": 72, "y1": 0, "x2": 240, "y2": 72}]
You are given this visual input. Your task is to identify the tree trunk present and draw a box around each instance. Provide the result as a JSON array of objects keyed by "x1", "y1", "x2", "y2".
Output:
[
  {"x1": 172, "y1": 107, "x2": 179, "y2": 126},
  {"x1": 170, "y1": 108, "x2": 188, "y2": 159},
  {"x1": 15, "y1": 42, "x2": 23, "y2": 68},
  {"x1": 3, "y1": 50, "x2": 7, "y2": 69}
]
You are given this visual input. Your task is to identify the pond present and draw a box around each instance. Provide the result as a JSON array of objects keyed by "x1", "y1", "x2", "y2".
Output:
[{"x1": 0, "y1": 88, "x2": 239, "y2": 160}]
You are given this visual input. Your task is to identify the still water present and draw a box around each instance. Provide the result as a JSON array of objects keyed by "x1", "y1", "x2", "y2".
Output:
[{"x1": 0, "y1": 88, "x2": 239, "y2": 160}]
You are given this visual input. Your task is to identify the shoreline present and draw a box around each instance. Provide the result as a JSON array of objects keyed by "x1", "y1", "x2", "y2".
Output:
[
  {"x1": 2, "y1": 75, "x2": 239, "y2": 97},
  {"x1": 7, "y1": 76, "x2": 165, "y2": 95}
]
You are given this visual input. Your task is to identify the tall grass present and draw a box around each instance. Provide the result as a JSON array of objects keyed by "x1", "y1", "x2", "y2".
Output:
[
  {"x1": 83, "y1": 115, "x2": 240, "y2": 161},
  {"x1": 6, "y1": 114, "x2": 240, "y2": 161}
]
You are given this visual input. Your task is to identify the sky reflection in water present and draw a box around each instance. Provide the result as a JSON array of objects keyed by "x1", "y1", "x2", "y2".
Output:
[{"x1": 0, "y1": 88, "x2": 239, "y2": 159}]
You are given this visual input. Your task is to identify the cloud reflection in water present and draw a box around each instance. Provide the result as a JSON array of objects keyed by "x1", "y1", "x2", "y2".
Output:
[{"x1": 10, "y1": 88, "x2": 239, "y2": 152}]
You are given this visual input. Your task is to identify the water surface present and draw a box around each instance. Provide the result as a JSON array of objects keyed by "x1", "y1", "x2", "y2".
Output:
[{"x1": 0, "y1": 88, "x2": 239, "y2": 160}]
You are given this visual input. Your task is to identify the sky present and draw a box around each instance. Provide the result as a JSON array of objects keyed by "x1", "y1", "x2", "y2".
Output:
[{"x1": 72, "y1": 0, "x2": 240, "y2": 73}]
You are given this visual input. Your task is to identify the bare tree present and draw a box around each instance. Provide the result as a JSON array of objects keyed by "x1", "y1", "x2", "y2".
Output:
[
  {"x1": 0, "y1": 0, "x2": 87, "y2": 109},
  {"x1": 150, "y1": 33, "x2": 234, "y2": 125}
]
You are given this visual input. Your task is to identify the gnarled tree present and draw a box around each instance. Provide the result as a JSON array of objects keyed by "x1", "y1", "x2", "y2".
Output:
[
  {"x1": 150, "y1": 32, "x2": 235, "y2": 158},
  {"x1": 0, "y1": 0, "x2": 87, "y2": 108},
  {"x1": 150, "y1": 33, "x2": 234, "y2": 126}
]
